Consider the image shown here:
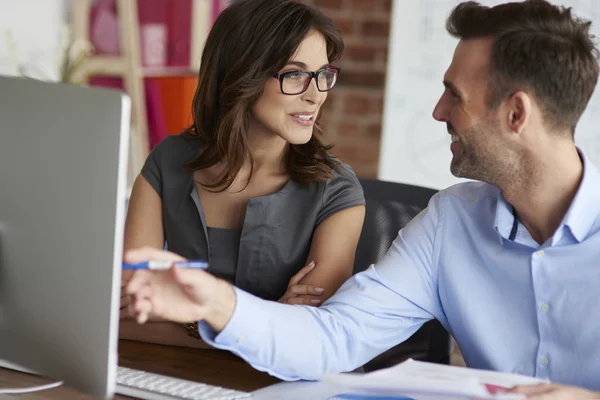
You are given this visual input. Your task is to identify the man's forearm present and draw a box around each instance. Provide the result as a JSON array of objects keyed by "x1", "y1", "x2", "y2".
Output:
[{"x1": 198, "y1": 268, "x2": 432, "y2": 381}]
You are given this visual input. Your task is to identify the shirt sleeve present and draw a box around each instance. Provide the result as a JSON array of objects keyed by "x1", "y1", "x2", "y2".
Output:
[
  {"x1": 140, "y1": 136, "x2": 179, "y2": 198},
  {"x1": 315, "y1": 162, "x2": 365, "y2": 226},
  {"x1": 198, "y1": 192, "x2": 445, "y2": 381}
]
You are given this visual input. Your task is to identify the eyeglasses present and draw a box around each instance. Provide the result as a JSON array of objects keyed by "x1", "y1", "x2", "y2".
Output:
[{"x1": 272, "y1": 66, "x2": 341, "y2": 95}]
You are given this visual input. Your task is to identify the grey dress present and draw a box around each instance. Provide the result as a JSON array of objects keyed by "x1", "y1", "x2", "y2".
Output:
[{"x1": 141, "y1": 134, "x2": 365, "y2": 301}]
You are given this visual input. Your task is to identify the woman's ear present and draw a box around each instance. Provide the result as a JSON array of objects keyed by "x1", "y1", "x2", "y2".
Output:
[{"x1": 506, "y1": 91, "x2": 532, "y2": 135}]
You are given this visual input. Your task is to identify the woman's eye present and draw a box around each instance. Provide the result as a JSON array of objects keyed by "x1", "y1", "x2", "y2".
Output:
[{"x1": 285, "y1": 72, "x2": 304, "y2": 80}]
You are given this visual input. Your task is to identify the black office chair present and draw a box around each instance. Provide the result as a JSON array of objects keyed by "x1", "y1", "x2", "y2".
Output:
[{"x1": 355, "y1": 178, "x2": 452, "y2": 372}]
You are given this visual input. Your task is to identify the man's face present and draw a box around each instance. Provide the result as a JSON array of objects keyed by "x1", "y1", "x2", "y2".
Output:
[{"x1": 432, "y1": 38, "x2": 508, "y2": 183}]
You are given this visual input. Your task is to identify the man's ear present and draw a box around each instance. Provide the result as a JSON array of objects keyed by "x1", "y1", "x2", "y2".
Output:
[{"x1": 506, "y1": 91, "x2": 532, "y2": 135}]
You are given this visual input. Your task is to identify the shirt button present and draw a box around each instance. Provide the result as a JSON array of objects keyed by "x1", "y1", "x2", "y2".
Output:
[
  {"x1": 535, "y1": 250, "x2": 545, "y2": 257},
  {"x1": 541, "y1": 358, "x2": 549, "y2": 366},
  {"x1": 541, "y1": 304, "x2": 549, "y2": 312},
  {"x1": 236, "y1": 336, "x2": 245, "y2": 344}
]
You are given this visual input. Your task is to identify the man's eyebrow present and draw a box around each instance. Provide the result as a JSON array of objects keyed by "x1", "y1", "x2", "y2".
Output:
[
  {"x1": 443, "y1": 80, "x2": 463, "y2": 97},
  {"x1": 285, "y1": 61, "x2": 331, "y2": 70}
]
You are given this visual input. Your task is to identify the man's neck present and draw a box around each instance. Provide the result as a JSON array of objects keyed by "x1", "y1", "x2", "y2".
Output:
[{"x1": 499, "y1": 143, "x2": 583, "y2": 245}]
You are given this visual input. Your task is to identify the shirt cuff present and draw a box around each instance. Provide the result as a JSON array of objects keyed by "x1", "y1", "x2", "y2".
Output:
[{"x1": 198, "y1": 287, "x2": 268, "y2": 352}]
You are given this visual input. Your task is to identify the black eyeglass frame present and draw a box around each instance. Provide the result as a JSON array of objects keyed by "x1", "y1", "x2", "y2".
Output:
[{"x1": 272, "y1": 66, "x2": 341, "y2": 95}]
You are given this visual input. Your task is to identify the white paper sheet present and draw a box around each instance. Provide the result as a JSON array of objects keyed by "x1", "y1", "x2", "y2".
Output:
[{"x1": 322, "y1": 359, "x2": 548, "y2": 399}]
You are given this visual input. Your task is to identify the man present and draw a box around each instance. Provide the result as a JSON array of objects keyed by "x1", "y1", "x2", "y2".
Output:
[{"x1": 124, "y1": 0, "x2": 600, "y2": 397}]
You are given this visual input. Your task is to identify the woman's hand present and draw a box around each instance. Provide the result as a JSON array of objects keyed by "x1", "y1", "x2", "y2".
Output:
[
  {"x1": 278, "y1": 261, "x2": 325, "y2": 305},
  {"x1": 124, "y1": 247, "x2": 236, "y2": 333},
  {"x1": 510, "y1": 383, "x2": 600, "y2": 399}
]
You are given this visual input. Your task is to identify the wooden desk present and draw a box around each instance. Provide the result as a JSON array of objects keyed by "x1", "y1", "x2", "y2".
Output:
[{"x1": 0, "y1": 340, "x2": 280, "y2": 399}]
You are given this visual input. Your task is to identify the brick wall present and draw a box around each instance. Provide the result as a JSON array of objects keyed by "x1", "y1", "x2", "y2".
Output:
[{"x1": 301, "y1": 0, "x2": 392, "y2": 178}]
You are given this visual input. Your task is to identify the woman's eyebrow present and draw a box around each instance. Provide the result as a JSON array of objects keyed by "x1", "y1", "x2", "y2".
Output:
[{"x1": 285, "y1": 61, "x2": 330, "y2": 69}]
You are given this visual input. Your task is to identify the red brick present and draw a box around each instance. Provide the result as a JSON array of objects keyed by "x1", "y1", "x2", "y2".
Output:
[
  {"x1": 350, "y1": 0, "x2": 375, "y2": 11},
  {"x1": 321, "y1": 91, "x2": 338, "y2": 112},
  {"x1": 370, "y1": 95, "x2": 384, "y2": 114},
  {"x1": 340, "y1": 70, "x2": 386, "y2": 87},
  {"x1": 361, "y1": 20, "x2": 390, "y2": 37},
  {"x1": 314, "y1": 0, "x2": 344, "y2": 9},
  {"x1": 333, "y1": 18, "x2": 356, "y2": 36},
  {"x1": 378, "y1": 47, "x2": 389, "y2": 64},
  {"x1": 381, "y1": 0, "x2": 392, "y2": 12},
  {"x1": 367, "y1": 123, "x2": 382, "y2": 139},
  {"x1": 337, "y1": 122, "x2": 364, "y2": 138},
  {"x1": 344, "y1": 95, "x2": 370, "y2": 115},
  {"x1": 318, "y1": 121, "x2": 337, "y2": 140},
  {"x1": 333, "y1": 143, "x2": 380, "y2": 164},
  {"x1": 344, "y1": 43, "x2": 378, "y2": 62}
]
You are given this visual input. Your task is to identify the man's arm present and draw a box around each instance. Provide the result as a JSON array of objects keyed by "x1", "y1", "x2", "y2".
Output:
[
  {"x1": 196, "y1": 194, "x2": 445, "y2": 380},
  {"x1": 126, "y1": 194, "x2": 445, "y2": 380}
]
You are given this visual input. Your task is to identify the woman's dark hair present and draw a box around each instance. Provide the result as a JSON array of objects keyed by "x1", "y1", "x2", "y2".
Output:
[
  {"x1": 447, "y1": 0, "x2": 599, "y2": 134},
  {"x1": 184, "y1": 0, "x2": 344, "y2": 190}
]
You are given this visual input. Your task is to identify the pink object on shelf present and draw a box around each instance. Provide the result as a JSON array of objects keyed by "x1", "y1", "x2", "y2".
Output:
[
  {"x1": 167, "y1": 0, "x2": 192, "y2": 67},
  {"x1": 138, "y1": 0, "x2": 168, "y2": 67},
  {"x1": 140, "y1": 23, "x2": 168, "y2": 66},
  {"x1": 90, "y1": 0, "x2": 120, "y2": 55}
]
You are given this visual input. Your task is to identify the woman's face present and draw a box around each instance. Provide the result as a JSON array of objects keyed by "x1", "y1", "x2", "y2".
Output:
[{"x1": 250, "y1": 31, "x2": 332, "y2": 145}]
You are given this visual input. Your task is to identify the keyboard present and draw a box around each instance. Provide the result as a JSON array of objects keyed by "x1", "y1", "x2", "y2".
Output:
[{"x1": 116, "y1": 366, "x2": 251, "y2": 400}]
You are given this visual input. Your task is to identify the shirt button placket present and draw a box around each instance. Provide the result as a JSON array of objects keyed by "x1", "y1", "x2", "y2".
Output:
[{"x1": 532, "y1": 248, "x2": 550, "y2": 379}]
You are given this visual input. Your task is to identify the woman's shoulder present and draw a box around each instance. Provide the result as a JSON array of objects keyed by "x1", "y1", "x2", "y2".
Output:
[
  {"x1": 152, "y1": 131, "x2": 199, "y2": 154},
  {"x1": 148, "y1": 132, "x2": 200, "y2": 169},
  {"x1": 313, "y1": 159, "x2": 365, "y2": 224},
  {"x1": 323, "y1": 158, "x2": 362, "y2": 189},
  {"x1": 331, "y1": 159, "x2": 360, "y2": 182}
]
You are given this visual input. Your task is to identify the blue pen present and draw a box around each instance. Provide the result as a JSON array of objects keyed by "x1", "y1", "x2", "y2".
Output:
[{"x1": 122, "y1": 260, "x2": 208, "y2": 270}]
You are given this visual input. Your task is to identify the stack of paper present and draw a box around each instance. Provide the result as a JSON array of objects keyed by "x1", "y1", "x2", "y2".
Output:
[{"x1": 322, "y1": 359, "x2": 548, "y2": 399}]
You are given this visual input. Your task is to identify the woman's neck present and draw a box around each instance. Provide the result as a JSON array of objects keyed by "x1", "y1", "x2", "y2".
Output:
[{"x1": 245, "y1": 129, "x2": 288, "y2": 174}]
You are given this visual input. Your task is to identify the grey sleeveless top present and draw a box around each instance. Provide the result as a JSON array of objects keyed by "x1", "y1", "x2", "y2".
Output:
[
  {"x1": 141, "y1": 134, "x2": 365, "y2": 301},
  {"x1": 206, "y1": 227, "x2": 241, "y2": 283}
]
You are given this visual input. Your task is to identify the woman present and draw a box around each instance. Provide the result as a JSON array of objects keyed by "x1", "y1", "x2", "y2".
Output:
[{"x1": 120, "y1": 0, "x2": 365, "y2": 347}]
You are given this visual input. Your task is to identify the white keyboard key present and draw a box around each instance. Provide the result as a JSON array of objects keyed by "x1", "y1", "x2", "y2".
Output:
[{"x1": 116, "y1": 366, "x2": 251, "y2": 400}]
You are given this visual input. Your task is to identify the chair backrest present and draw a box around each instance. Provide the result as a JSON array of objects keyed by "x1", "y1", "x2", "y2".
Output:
[{"x1": 355, "y1": 178, "x2": 451, "y2": 371}]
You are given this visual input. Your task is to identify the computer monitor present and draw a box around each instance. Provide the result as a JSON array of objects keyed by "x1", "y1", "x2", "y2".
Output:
[{"x1": 0, "y1": 76, "x2": 130, "y2": 399}]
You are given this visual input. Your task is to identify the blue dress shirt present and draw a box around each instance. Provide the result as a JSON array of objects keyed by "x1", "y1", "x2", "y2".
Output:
[{"x1": 199, "y1": 151, "x2": 600, "y2": 390}]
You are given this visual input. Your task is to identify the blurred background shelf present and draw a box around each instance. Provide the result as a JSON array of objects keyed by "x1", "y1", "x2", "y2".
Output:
[
  {"x1": 142, "y1": 67, "x2": 197, "y2": 77},
  {"x1": 67, "y1": 0, "x2": 221, "y2": 188}
]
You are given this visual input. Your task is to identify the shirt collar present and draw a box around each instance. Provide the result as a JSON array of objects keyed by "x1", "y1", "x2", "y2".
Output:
[
  {"x1": 560, "y1": 149, "x2": 600, "y2": 242},
  {"x1": 494, "y1": 148, "x2": 600, "y2": 244},
  {"x1": 494, "y1": 189, "x2": 515, "y2": 244}
]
